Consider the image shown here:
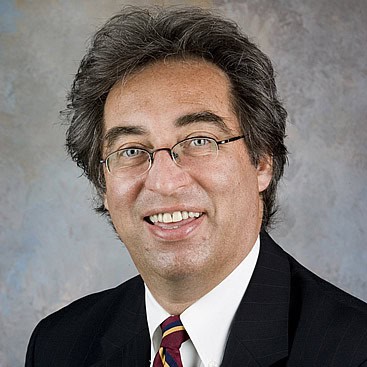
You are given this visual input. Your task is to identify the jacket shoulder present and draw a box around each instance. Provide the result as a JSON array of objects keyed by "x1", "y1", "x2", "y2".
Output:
[
  {"x1": 261, "y1": 231, "x2": 367, "y2": 366},
  {"x1": 25, "y1": 275, "x2": 146, "y2": 366},
  {"x1": 289, "y1": 253, "x2": 367, "y2": 314},
  {"x1": 287, "y1": 250, "x2": 367, "y2": 365},
  {"x1": 39, "y1": 275, "x2": 144, "y2": 326}
]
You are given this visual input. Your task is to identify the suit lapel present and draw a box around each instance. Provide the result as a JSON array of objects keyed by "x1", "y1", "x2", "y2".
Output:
[
  {"x1": 221, "y1": 232, "x2": 291, "y2": 367},
  {"x1": 97, "y1": 330, "x2": 150, "y2": 367},
  {"x1": 75, "y1": 233, "x2": 290, "y2": 366},
  {"x1": 81, "y1": 276, "x2": 151, "y2": 366}
]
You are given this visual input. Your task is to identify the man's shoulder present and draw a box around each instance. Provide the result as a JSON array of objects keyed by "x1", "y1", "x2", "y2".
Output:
[
  {"x1": 26, "y1": 275, "x2": 146, "y2": 365},
  {"x1": 289, "y1": 255, "x2": 367, "y2": 364},
  {"x1": 262, "y1": 231, "x2": 367, "y2": 314},
  {"x1": 38, "y1": 275, "x2": 145, "y2": 330},
  {"x1": 261, "y1": 232, "x2": 367, "y2": 365},
  {"x1": 287, "y1": 247, "x2": 367, "y2": 316}
]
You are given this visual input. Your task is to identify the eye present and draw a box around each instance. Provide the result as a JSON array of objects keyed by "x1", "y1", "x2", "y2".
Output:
[
  {"x1": 177, "y1": 137, "x2": 216, "y2": 157},
  {"x1": 120, "y1": 148, "x2": 144, "y2": 158},
  {"x1": 190, "y1": 137, "x2": 212, "y2": 147}
]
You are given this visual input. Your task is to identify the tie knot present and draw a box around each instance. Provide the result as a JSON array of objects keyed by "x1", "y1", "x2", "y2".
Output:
[
  {"x1": 153, "y1": 315, "x2": 190, "y2": 367},
  {"x1": 160, "y1": 315, "x2": 189, "y2": 349}
]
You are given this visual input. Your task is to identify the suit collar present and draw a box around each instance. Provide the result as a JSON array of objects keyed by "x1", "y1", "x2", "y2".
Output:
[
  {"x1": 221, "y1": 231, "x2": 290, "y2": 367},
  {"x1": 84, "y1": 232, "x2": 290, "y2": 366},
  {"x1": 84, "y1": 276, "x2": 151, "y2": 366}
]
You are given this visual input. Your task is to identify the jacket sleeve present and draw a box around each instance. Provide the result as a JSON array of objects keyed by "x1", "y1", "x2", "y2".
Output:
[{"x1": 25, "y1": 320, "x2": 43, "y2": 366}]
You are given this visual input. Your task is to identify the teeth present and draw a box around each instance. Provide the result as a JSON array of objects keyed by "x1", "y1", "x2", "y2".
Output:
[
  {"x1": 149, "y1": 211, "x2": 201, "y2": 224},
  {"x1": 172, "y1": 211, "x2": 182, "y2": 222},
  {"x1": 163, "y1": 213, "x2": 173, "y2": 223}
]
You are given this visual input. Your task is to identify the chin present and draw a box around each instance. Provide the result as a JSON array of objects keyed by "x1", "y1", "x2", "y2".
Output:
[{"x1": 151, "y1": 254, "x2": 207, "y2": 280}]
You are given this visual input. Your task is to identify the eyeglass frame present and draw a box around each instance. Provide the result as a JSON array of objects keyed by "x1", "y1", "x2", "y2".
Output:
[{"x1": 100, "y1": 135, "x2": 245, "y2": 177}]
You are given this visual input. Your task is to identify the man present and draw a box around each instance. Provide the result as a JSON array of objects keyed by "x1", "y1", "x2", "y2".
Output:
[{"x1": 26, "y1": 6, "x2": 367, "y2": 367}]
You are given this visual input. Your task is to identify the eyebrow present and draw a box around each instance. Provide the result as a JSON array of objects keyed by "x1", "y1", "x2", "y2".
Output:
[
  {"x1": 103, "y1": 110, "x2": 232, "y2": 150},
  {"x1": 104, "y1": 125, "x2": 148, "y2": 150},
  {"x1": 175, "y1": 111, "x2": 231, "y2": 133}
]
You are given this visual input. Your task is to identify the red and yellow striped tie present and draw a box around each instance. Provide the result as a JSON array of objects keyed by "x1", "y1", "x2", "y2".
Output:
[{"x1": 153, "y1": 315, "x2": 189, "y2": 367}]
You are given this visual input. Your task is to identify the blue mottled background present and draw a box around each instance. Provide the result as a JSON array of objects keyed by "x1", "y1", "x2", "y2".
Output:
[{"x1": 0, "y1": 0, "x2": 366, "y2": 365}]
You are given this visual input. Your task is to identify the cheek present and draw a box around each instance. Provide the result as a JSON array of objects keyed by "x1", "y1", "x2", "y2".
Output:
[
  {"x1": 104, "y1": 177, "x2": 142, "y2": 214},
  {"x1": 210, "y1": 153, "x2": 259, "y2": 193},
  {"x1": 214, "y1": 159, "x2": 261, "y2": 215},
  {"x1": 193, "y1": 158, "x2": 260, "y2": 218}
]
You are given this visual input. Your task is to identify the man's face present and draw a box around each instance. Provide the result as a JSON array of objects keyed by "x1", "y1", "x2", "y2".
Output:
[{"x1": 103, "y1": 59, "x2": 272, "y2": 288}]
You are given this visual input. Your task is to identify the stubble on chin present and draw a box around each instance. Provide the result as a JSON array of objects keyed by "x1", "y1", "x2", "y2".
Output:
[{"x1": 142, "y1": 242, "x2": 213, "y2": 282}]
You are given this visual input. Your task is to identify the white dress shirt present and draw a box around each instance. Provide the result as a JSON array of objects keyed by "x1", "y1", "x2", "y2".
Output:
[{"x1": 146, "y1": 237, "x2": 260, "y2": 367}]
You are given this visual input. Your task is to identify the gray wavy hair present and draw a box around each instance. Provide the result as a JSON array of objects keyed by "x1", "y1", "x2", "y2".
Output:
[{"x1": 63, "y1": 6, "x2": 288, "y2": 229}]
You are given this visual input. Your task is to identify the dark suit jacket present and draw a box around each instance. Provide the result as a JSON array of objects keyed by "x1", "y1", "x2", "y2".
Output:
[{"x1": 25, "y1": 232, "x2": 367, "y2": 366}]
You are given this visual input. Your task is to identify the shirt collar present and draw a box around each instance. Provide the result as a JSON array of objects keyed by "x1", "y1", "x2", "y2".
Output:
[{"x1": 145, "y1": 236, "x2": 260, "y2": 366}]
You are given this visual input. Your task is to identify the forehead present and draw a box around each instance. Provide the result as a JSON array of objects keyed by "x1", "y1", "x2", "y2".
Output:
[{"x1": 103, "y1": 58, "x2": 240, "y2": 139}]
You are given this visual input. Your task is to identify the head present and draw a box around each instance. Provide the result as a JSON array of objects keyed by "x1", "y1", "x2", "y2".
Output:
[
  {"x1": 100, "y1": 56, "x2": 276, "y2": 287},
  {"x1": 64, "y1": 6, "x2": 287, "y2": 231}
]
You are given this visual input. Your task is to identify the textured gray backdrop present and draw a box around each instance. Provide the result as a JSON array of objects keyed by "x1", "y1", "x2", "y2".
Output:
[{"x1": 1, "y1": 0, "x2": 366, "y2": 365}]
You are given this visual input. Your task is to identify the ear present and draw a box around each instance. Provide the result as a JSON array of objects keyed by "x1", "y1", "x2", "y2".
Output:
[
  {"x1": 104, "y1": 194, "x2": 109, "y2": 211},
  {"x1": 257, "y1": 155, "x2": 273, "y2": 193}
]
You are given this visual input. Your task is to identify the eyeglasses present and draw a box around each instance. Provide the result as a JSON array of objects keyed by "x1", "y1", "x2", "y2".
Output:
[{"x1": 100, "y1": 135, "x2": 245, "y2": 178}]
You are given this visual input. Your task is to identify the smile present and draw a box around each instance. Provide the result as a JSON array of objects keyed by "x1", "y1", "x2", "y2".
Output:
[
  {"x1": 148, "y1": 211, "x2": 202, "y2": 224},
  {"x1": 144, "y1": 210, "x2": 205, "y2": 240}
]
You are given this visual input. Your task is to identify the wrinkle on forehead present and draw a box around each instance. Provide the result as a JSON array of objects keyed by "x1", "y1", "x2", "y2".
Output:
[
  {"x1": 108, "y1": 57, "x2": 232, "y2": 99},
  {"x1": 103, "y1": 58, "x2": 241, "y2": 151}
]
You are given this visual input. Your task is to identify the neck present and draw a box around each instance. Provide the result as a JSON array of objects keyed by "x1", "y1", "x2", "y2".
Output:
[
  {"x1": 141, "y1": 219, "x2": 262, "y2": 315},
  {"x1": 143, "y1": 249, "x2": 252, "y2": 315},
  {"x1": 145, "y1": 275, "x2": 217, "y2": 315}
]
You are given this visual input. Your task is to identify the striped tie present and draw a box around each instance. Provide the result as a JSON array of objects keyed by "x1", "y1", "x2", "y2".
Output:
[{"x1": 153, "y1": 315, "x2": 189, "y2": 367}]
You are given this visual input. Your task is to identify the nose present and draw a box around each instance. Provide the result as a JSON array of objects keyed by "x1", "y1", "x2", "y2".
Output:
[{"x1": 144, "y1": 149, "x2": 191, "y2": 195}]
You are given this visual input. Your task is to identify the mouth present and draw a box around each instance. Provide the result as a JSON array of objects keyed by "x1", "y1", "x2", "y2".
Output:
[
  {"x1": 144, "y1": 209, "x2": 205, "y2": 240},
  {"x1": 144, "y1": 210, "x2": 203, "y2": 227}
]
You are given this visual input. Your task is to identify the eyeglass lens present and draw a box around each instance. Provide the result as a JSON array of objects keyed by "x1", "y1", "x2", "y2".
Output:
[{"x1": 107, "y1": 137, "x2": 218, "y2": 177}]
